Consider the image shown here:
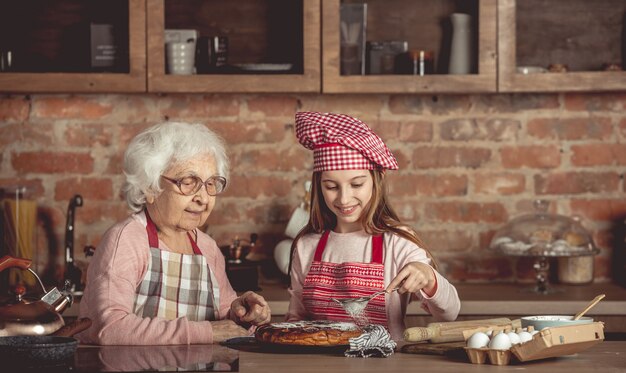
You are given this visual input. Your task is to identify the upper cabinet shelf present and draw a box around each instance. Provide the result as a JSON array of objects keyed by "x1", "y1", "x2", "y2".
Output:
[
  {"x1": 322, "y1": 0, "x2": 497, "y2": 93},
  {"x1": 498, "y1": 0, "x2": 626, "y2": 92},
  {"x1": 1, "y1": 0, "x2": 624, "y2": 94},
  {"x1": 0, "y1": 0, "x2": 146, "y2": 93},
  {"x1": 146, "y1": 0, "x2": 320, "y2": 93}
]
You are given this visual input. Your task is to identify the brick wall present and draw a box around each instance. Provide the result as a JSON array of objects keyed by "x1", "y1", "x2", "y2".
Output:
[{"x1": 1, "y1": 92, "x2": 625, "y2": 285}]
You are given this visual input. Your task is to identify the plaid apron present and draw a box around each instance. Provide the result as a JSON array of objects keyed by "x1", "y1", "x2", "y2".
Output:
[
  {"x1": 302, "y1": 230, "x2": 388, "y2": 327},
  {"x1": 133, "y1": 212, "x2": 219, "y2": 321}
]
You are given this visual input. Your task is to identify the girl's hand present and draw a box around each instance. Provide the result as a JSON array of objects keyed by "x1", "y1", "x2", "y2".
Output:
[
  {"x1": 230, "y1": 291, "x2": 272, "y2": 325},
  {"x1": 387, "y1": 261, "x2": 437, "y2": 296}
]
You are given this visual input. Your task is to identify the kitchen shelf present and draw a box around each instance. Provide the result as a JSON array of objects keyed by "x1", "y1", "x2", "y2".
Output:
[
  {"x1": 146, "y1": 0, "x2": 320, "y2": 93},
  {"x1": 0, "y1": 0, "x2": 146, "y2": 93},
  {"x1": 3, "y1": 0, "x2": 625, "y2": 94},
  {"x1": 498, "y1": 0, "x2": 626, "y2": 92},
  {"x1": 322, "y1": 0, "x2": 497, "y2": 93}
]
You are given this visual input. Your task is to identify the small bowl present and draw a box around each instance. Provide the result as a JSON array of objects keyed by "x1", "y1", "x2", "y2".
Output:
[{"x1": 521, "y1": 315, "x2": 593, "y2": 330}]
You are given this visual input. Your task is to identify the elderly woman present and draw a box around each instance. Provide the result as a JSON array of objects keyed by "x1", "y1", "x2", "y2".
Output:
[{"x1": 77, "y1": 122, "x2": 271, "y2": 345}]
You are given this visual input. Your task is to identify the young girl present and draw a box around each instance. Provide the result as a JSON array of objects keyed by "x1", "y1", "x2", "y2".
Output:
[{"x1": 286, "y1": 111, "x2": 460, "y2": 340}]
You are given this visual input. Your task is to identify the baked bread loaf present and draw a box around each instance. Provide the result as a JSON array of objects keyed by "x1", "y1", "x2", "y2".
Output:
[{"x1": 255, "y1": 320, "x2": 363, "y2": 346}]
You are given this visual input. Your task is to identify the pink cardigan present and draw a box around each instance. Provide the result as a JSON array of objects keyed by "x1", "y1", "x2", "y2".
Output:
[
  {"x1": 286, "y1": 230, "x2": 461, "y2": 340},
  {"x1": 76, "y1": 213, "x2": 239, "y2": 345}
]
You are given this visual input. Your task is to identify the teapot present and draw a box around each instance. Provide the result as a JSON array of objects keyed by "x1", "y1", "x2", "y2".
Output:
[{"x1": 0, "y1": 255, "x2": 73, "y2": 336}]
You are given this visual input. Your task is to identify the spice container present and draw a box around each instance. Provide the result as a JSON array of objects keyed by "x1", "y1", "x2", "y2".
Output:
[
  {"x1": 557, "y1": 256, "x2": 594, "y2": 284},
  {"x1": 548, "y1": 63, "x2": 569, "y2": 72},
  {"x1": 602, "y1": 63, "x2": 621, "y2": 71},
  {"x1": 408, "y1": 50, "x2": 434, "y2": 76},
  {"x1": 366, "y1": 41, "x2": 407, "y2": 74},
  {"x1": 196, "y1": 36, "x2": 228, "y2": 73}
]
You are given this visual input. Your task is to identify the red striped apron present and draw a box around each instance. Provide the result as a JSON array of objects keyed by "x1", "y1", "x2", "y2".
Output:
[{"x1": 302, "y1": 230, "x2": 388, "y2": 327}]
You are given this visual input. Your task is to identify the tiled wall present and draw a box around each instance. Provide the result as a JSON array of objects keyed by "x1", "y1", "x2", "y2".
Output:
[{"x1": 1, "y1": 92, "x2": 625, "y2": 284}]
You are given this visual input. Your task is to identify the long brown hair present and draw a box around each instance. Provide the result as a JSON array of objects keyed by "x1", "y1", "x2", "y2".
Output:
[{"x1": 289, "y1": 170, "x2": 438, "y2": 275}]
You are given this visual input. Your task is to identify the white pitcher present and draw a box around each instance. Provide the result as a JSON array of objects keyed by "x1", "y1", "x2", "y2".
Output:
[{"x1": 448, "y1": 13, "x2": 473, "y2": 74}]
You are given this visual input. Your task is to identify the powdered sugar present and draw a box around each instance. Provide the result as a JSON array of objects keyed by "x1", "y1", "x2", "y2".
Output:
[
  {"x1": 340, "y1": 301, "x2": 371, "y2": 326},
  {"x1": 332, "y1": 289, "x2": 391, "y2": 326}
]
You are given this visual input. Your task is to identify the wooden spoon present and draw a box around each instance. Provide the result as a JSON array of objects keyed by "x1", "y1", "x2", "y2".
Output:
[{"x1": 573, "y1": 294, "x2": 605, "y2": 320}]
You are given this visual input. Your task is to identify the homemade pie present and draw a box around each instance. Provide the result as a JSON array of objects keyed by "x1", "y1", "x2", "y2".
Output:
[{"x1": 255, "y1": 320, "x2": 363, "y2": 346}]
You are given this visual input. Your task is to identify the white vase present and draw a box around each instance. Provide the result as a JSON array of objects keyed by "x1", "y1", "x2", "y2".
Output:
[
  {"x1": 274, "y1": 239, "x2": 293, "y2": 275},
  {"x1": 449, "y1": 13, "x2": 472, "y2": 74}
]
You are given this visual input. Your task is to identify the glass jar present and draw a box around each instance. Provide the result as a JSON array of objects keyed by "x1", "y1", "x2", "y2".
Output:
[{"x1": 557, "y1": 256, "x2": 594, "y2": 285}]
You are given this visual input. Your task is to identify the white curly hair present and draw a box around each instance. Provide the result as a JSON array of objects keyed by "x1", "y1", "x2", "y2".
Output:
[{"x1": 122, "y1": 122, "x2": 229, "y2": 212}]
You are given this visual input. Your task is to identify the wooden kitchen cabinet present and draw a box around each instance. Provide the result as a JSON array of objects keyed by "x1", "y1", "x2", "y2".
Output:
[
  {"x1": 498, "y1": 0, "x2": 626, "y2": 92},
  {"x1": 146, "y1": 0, "x2": 321, "y2": 93},
  {"x1": 3, "y1": 0, "x2": 626, "y2": 94},
  {"x1": 0, "y1": 0, "x2": 146, "y2": 93},
  {"x1": 322, "y1": 0, "x2": 497, "y2": 93}
]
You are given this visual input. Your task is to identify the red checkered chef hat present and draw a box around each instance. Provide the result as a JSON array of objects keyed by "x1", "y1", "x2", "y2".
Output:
[{"x1": 295, "y1": 111, "x2": 398, "y2": 172}]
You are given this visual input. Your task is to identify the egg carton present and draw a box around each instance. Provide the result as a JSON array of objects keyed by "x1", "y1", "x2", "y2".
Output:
[
  {"x1": 464, "y1": 322, "x2": 604, "y2": 366},
  {"x1": 465, "y1": 347, "x2": 512, "y2": 365}
]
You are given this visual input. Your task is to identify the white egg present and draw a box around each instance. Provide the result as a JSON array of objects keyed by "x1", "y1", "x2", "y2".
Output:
[
  {"x1": 507, "y1": 332, "x2": 521, "y2": 345},
  {"x1": 517, "y1": 331, "x2": 533, "y2": 343},
  {"x1": 488, "y1": 332, "x2": 512, "y2": 350},
  {"x1": 466, "y1": 332, "x2": 490, "y2": 348},
  {"x1": 530, "y1": 330, "x2": 539, "y2": 336}
]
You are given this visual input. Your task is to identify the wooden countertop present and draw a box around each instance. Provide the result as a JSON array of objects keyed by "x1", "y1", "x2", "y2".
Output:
[
  {"x1": 238, "y1": 342, "x2": 625, "y2": 372},
  {"x1": 70, "y1": 341, "x2": 626, "y2": 372}
]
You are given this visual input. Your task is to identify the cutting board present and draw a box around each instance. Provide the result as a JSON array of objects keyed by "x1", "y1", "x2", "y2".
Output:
[{"x1": 401, "y1": 341, "x2": 466, "y2": 355}]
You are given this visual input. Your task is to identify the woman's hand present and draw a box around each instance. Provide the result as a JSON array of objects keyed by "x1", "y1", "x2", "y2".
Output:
[
  {"x1": 387, "y1": 261, "x2": 437, "y2": 296},
  {"x1": 230, "y1": 291, "x2": 271, "y2": 326},
  {"x1": 210, "y1": 320, "x2": 250, "y2": 343}
]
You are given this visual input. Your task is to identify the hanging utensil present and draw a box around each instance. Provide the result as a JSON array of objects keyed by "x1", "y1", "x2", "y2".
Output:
[{"x1": 64, "y1": 194, "x2": 84, "y2": 294}]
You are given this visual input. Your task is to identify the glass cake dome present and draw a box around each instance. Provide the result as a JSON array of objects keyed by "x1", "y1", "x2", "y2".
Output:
[
  {"x1": 490, "y1": 200, "x2": 599, "y2": 294},
  {"x1": 490, "y1": 200, "x2": 598, "y2": 257}
]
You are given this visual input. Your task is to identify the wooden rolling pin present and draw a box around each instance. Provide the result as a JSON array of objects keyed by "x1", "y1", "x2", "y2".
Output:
[{"x1": 404, "y1": 318, "x2": 519, "y2": 343}]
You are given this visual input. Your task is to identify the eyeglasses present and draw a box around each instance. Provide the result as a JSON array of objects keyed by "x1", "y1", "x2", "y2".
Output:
[{"x1": 161, "y1": 175, "x2": 227, "y2": 196}]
